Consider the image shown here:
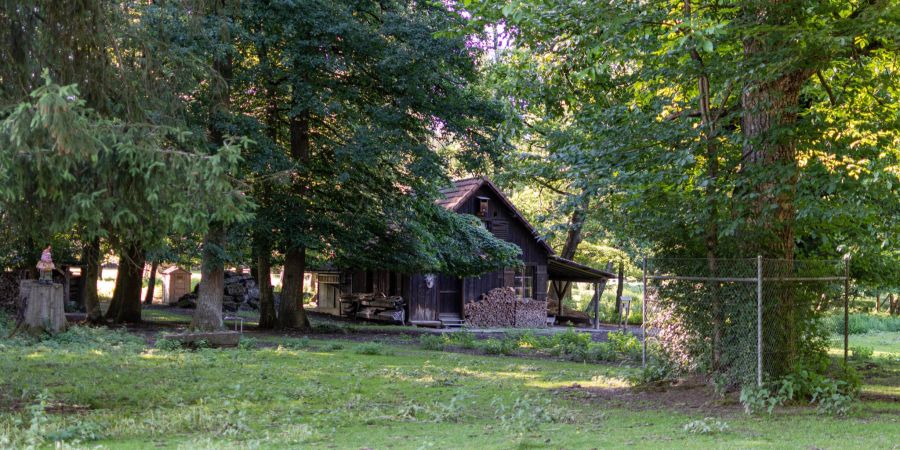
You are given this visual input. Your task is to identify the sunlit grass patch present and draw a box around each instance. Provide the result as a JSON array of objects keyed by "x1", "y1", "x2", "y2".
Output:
[{"x1": 1, "y1": 324, "x2": 898, "y2": 448}]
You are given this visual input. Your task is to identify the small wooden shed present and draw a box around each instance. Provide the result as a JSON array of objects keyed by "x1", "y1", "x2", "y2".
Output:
[{"x1": 161, "y1": 266, "x2": 192, "y2": 304}]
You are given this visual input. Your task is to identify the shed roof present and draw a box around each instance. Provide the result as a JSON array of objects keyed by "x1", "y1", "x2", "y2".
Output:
[
  {"x1": 547, "y1": 256, "x2": 615, "y2": 282},
  {"x1": 161, "y1": 266, "x2": 190, "y2": 275}
]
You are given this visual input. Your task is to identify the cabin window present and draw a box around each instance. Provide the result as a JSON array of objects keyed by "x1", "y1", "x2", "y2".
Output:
[
  {"x1": 476, "y1": 196, "x2": 489, "y2": 217},
  {"x1": 514, "y1": 266, "x2": 535, "y2": 299}
]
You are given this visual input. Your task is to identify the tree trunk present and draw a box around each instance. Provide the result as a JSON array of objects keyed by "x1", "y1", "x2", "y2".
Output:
[
  {"x1": 560, "y1": 199, "x2": 588, "y2": 261},
  {"x1": 740, "y1": 3, "x2": 814, "y2": 377},
  {"x1": 143, "y1": 259, "x2": 159, "y2": 305},
  {"x1": 276, "y1": 96, "x2": 312, "y2": 331},
  {"x1": 192, "y1": 11, "x2": 232, "y2": 331},
  {"x1": 278, "y1": 246, "x2": 311, "y2": 330},
  {"x1": 684, "y1": 0, "x2": 726, "y2": 373},
  {"x1": 192, "y1": 223, "x2": 225, "y2": 330},
  {"x1": 81, "y1": 237, "x2": 104, "y2": 324},
  {"x1": 256, "y1": 237, "x2": 277, "y2": 329},
  {"x1": 16, "y1": 281, "x2": 67, "y2": 336},
  {"x1": 106, "y1": 241, "x2": 144, "y2": 323},
  {"x1": 549, "y1": 197, "x2": 589, "y2": 303}
]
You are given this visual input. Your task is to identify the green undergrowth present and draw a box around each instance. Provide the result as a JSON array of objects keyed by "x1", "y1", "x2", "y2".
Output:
[
  {"x1": 0, "y1": 323, "x2": 897, "y2": 449},
  {"x1": 420, "y1": 329, "x2": 642, "y2": 364},
  {"x1": 822, "y1": 313, "x2": 900, "y2": 335}
]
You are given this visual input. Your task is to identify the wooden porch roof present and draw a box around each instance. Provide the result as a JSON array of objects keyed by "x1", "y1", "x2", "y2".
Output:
[{"x1": 548, "y1": 255, "x2": 615, "y2": 282}]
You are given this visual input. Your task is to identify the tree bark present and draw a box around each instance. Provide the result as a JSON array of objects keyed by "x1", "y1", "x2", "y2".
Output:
[
  {"x1": 106, "y1": 241, "x2": 145, "y2": 323},
  {"x1": 16, "y1": 281, "x2": 67, "y2": 336},
  {"x1": 192, "y1": 9, "x2": 233, "y2": 331},
  {"x1": 277, "y1": 97, "x2": 312, "y2": 331},
  {"x1": 559, "y1": 199, "x2": 588, "y2": 260},
  {"x1": 143, "y1": 259, "x2": 159, "y2": 305},
  {"x1": 81, "y1": 237, "x2": 104, "y2": 324},
  {"x1": 549, "y1": 197, "x2": 589, "y2": 303},
  {"x1": 740, "y1": 2, "x2": 814, "y2": 377},
  {"x1": 256, "y1": 236, "x2": 277, "y2": 329},
  {"x1": 278, "y1": 246, "x2": 311, "y2": 330},
  {"x1": 192, "y1": 223, "x2": 225, "y2": 330}
]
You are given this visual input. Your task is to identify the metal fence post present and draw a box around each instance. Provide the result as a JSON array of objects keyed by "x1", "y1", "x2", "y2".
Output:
[
  {"x1": 642, "y1": 256, "x2": 647, "y2": 368},
  {"x1": 756, "y1": 255, "x2": 763, "y2": 387},
  {"x1": 844, "y1": 256, "x2": 850, "y2": 365}
]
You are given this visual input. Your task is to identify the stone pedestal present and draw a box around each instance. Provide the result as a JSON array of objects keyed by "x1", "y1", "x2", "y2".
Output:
[{"x1": 20, "y1": 281, "x2": 68, "y2": 335}]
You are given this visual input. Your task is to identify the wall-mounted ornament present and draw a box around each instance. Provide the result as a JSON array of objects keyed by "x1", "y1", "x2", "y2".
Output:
[{"x1": 424, "y1": 274, "x2": 436, "y2": 289}]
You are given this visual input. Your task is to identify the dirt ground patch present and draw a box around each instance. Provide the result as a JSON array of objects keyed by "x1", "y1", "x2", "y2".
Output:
[{"x1": 558, "y1": 377, "x2": 743, "y2": 414}]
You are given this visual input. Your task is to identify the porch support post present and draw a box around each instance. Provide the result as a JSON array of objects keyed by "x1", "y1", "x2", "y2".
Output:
[
  {"x1": 558, "y1": 282, "x2": 563, "y2": 317},
  {"x1": 641, "y1": 256, "x2": 647, "y2": 368},
  {"x1": 593, "y1": 282, "x2": 600, "y2": 329}
]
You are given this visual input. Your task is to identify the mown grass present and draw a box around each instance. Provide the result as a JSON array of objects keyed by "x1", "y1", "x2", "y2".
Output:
[{"x1": 0, "y1": 314, "x2": 898, "y2": 449}]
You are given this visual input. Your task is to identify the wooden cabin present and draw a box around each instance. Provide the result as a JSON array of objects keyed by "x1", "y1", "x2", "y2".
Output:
[{"x1": 311, "y1": 177, "x2": 614, "y2": 327}]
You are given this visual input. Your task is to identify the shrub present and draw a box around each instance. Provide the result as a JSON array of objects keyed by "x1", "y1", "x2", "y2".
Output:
[
  {"x1": 154, "y1": 338, "x2": 183, "y2": 351},
  {"x1": 739, "y1": 384, "x2": 783, "y2": 415},
  {"x1": 419, "y1": 334, "x2": 446, "y2": 351},
  {"x1": 446, "y1": 331, "x2": 477, "y2": 349},
  {"x1": 238, "y1": 337, "x2": 257, "y2": 350},
  {"x1": 740, "y1": 367, "x2": 859, "y2": 416},
  {"x1": 849, "y1": 346, "x2": 874, "y2": 361},
  {"x1": 354, "y1": 342, "x2": 392, "y2": 356},
  {"x1": 281, "y1": 337, "x2": 311, "y2": 350},
  {"x1": 482, "y1": 338, "x2": 516, "y2": 355},
  {"x1": 545, "y1": 329, "x2": 591, "y2": 359},
  {"x1": 587, "y1": 342, "x2": 617, "y2": 362},
  {"x1": 607, "y1": 331, "x2": 641, "y2": 358},
  {"x1": 633, "y1": 360, "x2": 677, "y2": 385},
  {"x1": 323, "y1": 342, "x2": 344, "y2": 351}
]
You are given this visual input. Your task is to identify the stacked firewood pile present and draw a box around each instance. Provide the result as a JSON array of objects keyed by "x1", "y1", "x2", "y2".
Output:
[
  {"x1": 174, "y1": 271, "x2": 260, "y2": 312},
  {"x1": 340, "y1": 293, "x2": 405, "y2": 323},
  {"x1": 464, "y1": 287, "x2": 548, "y2": 328}
]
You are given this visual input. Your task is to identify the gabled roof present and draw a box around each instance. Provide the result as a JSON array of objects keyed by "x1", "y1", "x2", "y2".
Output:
[
  {"x1": 437, "y1": 177, "x2": 555, "y2": 255},
  {"x1": 435, "y1": 177, "x2": 484, "y2": 210},
  {"x1": 161, "y1": 266, "x2": 189, "y2": 275}
]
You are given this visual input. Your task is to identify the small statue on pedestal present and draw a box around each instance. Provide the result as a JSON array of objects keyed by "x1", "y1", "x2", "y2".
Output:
[{"x1": 36, "y1": 245, "x2": 54, "y2": 284}]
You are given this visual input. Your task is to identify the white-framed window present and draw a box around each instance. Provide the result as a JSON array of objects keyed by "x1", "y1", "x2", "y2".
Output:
[{"x1": 514, "y1": 266, "x2": 535, "y2": 299}]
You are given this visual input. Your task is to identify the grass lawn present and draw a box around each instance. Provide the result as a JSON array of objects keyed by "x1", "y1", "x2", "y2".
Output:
[{"x1": 1, "y1": 315, "x2": 898, "y2": 449}]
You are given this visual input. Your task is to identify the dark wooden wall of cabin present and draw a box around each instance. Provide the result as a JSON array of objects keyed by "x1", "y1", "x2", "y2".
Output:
[
  {"x1": 454, "y1": 185, "x2": 549, "y2": 304},
  {"x1": 326, "y1": 184, "x2": 550, "y2": 323},
  {"x1": 406, "y1": 273, "x2": 438, "y2": 322}
]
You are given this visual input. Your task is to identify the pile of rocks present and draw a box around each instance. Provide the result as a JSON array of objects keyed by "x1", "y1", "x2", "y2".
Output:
[
  {"x1": 174, "y1": 271, "x2": 261, "y2": 312},
  {"x1": 463, "y1": 287, "x2": 547, "y2": 328}
]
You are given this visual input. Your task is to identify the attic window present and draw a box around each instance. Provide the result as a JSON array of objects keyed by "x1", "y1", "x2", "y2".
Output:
[{"x1": 477, "y1": 196, "x2": 489, "y2": 217}]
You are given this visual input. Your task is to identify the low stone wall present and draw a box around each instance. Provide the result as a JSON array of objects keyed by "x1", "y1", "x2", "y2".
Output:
[{"x1": 463, "y1": 287, "x2": 548, "y2": 328}]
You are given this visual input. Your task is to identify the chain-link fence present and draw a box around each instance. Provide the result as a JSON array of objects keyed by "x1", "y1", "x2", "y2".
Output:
[{"x1": 641, "y1": 257, "x2": 849, "y2": 387}]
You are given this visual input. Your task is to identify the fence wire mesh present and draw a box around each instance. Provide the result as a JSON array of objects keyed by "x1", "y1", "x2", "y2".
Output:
[{"x1": 642, "y1": 257, "x2": 848, "y2": 387}]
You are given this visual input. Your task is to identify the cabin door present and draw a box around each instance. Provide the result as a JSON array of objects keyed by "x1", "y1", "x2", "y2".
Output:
[{"x1": 437, "y1": 274, "x2": 462, "y2": 317}]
